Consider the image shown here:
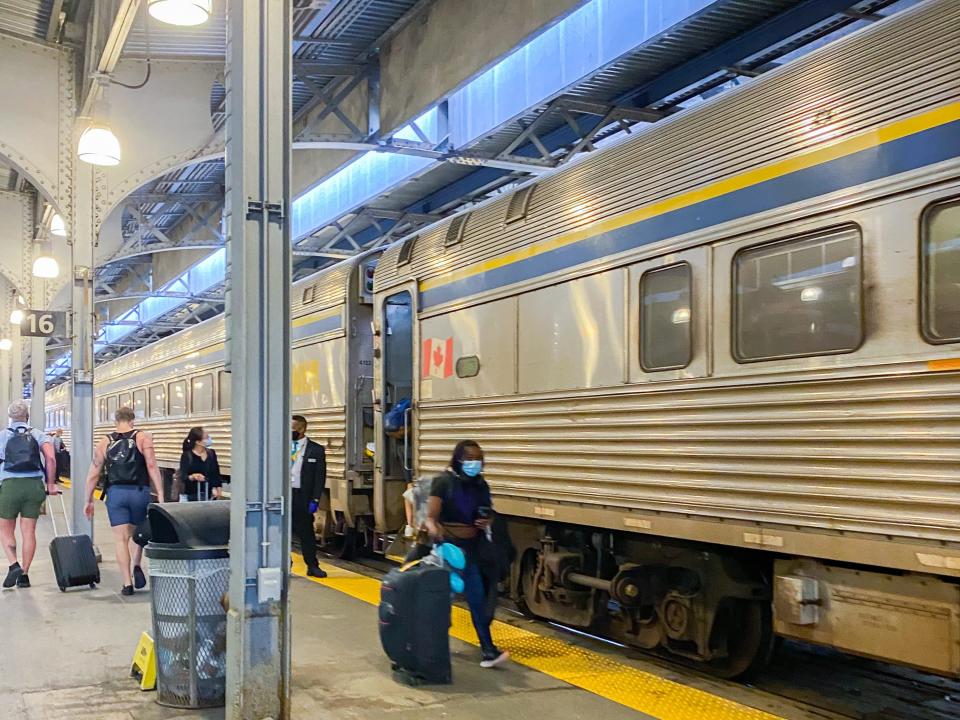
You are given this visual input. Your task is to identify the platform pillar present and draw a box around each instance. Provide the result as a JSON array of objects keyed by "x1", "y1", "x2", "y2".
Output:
[
  {"x1": 29, "y1": 273, "x2": 45, "y2": 431},
  {"x1": 69, "y1": 163, "x2": 95, "y2": 539},
  {"x1": 224, "y1": 1, "x2": 292, "y2": 718}
]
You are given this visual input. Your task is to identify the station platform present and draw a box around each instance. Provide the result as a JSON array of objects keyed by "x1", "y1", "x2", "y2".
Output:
[{"x1": 0, "y1": 491, "x2": 823, "y2": 720}]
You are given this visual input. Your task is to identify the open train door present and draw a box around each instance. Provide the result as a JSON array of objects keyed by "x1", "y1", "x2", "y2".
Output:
[{"x1": 373, "y1": 281, "x2": 419, "y2": 552}]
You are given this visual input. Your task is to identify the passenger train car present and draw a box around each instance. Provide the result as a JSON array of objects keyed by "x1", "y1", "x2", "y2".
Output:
[
  {"x1": 47, "y1": 252, "x2": 380, "y2": 537},
  {"x1": 48, "y1": 0, "x2": 960, "y2": 678},
  {"x1": 372, "y1": 0, "x2": 960, "y2": 678}
]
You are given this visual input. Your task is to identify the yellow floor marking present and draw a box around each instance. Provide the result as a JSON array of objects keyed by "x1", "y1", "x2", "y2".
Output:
[{"x1": 291, "y1": 553, "x2": 784, "y2": 720}]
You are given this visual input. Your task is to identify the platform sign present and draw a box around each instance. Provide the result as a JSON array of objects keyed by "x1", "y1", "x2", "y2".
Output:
[{"x1": 20, "y1": 309, "x2": 67, "y2": 338}]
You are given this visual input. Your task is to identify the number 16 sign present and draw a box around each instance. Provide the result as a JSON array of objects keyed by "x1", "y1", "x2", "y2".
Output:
[{"x1": 20, "y1": 309, "x2": 67, "y2": 338}]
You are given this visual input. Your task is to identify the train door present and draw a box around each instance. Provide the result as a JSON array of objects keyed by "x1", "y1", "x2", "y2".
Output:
[{"x1": 373, "y1": 283, "x2": 418, "y2": 539}]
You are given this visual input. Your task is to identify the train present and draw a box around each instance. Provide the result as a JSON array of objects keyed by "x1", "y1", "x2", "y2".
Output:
[{"x1": 48, "y1": 0, "x2": 960, "y2": 679}]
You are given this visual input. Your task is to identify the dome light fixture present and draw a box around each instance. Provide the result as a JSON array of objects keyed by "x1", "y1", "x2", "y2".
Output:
[
  {"x1": 78, "y1": 123, "x2": 121, "y2": 166},
  {"x1": 32, "y1": 255, "x2": 60, "y2": 279},
  {"x1": 50, "y1": 213, "x2": 67, "y2": 237},
  {"x1": 0, "y1": 338, "x2": 11, "y2": 352},
  {"x1": 148, "y1": 0, "x2": 212, "y2": 26},
  {"x1": 9, "y1": 309, "x2": 23, "y2": 325}
]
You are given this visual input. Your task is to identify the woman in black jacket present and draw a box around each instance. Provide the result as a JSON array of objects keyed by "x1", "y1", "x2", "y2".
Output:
[
  {"x1": 178, "y1": 426, "x2": 222, "y2": 500},
  {"x1": 425, "y1": 440, "x2": 510, "y2": 669}
]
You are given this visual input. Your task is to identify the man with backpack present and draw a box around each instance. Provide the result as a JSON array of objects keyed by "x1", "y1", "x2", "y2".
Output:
[
  {"x1": 83, "y1": 406, "x2": 165, "y2": 596},
  {"x1": 0, "y1": 400, "x2": 57, "y2": 590}
]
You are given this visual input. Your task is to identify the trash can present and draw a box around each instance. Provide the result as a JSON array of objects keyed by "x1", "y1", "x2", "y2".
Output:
[{"x1": 145, "y1": 502, "x2": 231, "y2": 709}]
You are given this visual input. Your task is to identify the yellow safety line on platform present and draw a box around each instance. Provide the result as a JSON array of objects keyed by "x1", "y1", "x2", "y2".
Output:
[{"x1": 291, "y1": 553, "x2": 784, "y2": 720}]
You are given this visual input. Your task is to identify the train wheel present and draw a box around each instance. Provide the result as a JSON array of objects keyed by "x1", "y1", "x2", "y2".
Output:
[
  {"x1": 705, "y1": 599, "x2": 774, "y2": 680},
  {"x1": 515, "y1": 551, "x2": 541, "y2": 619}
]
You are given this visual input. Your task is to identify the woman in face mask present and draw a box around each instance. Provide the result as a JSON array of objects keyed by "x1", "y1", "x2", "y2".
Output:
[
  {"x1": 178, "y1": 426, "x2": 223, "y2": 501},
  {"x1": 425, "y1": 440, "x2": 509, "y2": 669}
]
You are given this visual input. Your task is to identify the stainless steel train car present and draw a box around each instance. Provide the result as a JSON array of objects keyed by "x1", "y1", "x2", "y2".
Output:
[
  {"x1": 370, "y1": 0, "x2": 960, "y2": 678},
  {"x1": 46, "y1": 251, "x2": 381, "y2": 540}
]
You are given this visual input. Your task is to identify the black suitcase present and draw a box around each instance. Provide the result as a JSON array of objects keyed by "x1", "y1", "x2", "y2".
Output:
[
  {"x1": 379, "y1": 561, "x2": 452, "y2": 685},
  {"x1": 48, "y1": 493, "x2": 100, "y2": 592}
]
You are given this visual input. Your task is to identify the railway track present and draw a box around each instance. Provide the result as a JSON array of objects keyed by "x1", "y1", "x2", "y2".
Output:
[{"x1": 315, "y1": 547, "x2": 960, "y2": 720}]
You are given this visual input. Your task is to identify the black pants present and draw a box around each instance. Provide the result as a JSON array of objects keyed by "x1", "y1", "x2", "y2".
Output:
[{"x1": 291, "y1": 488, "x2": 318, "y2": 568}]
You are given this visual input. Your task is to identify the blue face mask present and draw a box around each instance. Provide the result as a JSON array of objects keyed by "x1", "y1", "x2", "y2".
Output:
[
  {"x1": 461, "y1": 460, "x2": 483, "y2": 477},
  {"x1": 204, "y1": 437, "x2": 214, "y2": 448}
]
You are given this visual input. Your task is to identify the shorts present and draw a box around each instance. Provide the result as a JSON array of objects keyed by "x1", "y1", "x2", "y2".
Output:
[
  {"x1": 0, "y1": 477, "x2": 46, "y2": 520},
  {"x1": 105, "y1": 485, "x2": 152, "y2": 528}
]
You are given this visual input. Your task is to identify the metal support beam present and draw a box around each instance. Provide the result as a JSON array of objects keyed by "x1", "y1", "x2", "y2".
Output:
[
  {"x1": 79, "y1": 0, "x2": 142, "y2": 119},
  {"x1": 225, "y1": 1, "x2": 292, "y2": 718},
  {"x1": 30, "y1": 273, "x2": 45, "y2": 431},
  {"x1": 70, "y1": 163, "x2": 96, "y2": 538},
  {"x1": 618, "y1": 0, "x2": 870, "y2": 109}
]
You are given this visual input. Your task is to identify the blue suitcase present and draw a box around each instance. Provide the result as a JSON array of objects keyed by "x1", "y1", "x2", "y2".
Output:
[{"x1": 48, "y1": 493, "x2": 100, "y2": 592}]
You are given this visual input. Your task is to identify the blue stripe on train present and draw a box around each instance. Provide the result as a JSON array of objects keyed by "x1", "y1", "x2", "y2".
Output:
[
  {"x1": 292, "y1": 313, "x2": 342, "y2": 341},
  {"x1": 421, "y1": 119, "x2": 960, "y2": 309}
]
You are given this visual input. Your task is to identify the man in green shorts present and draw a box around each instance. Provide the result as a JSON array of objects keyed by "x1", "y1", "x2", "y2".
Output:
[{"x1": 0, "y1": 400, "x2": 57, "y2": 589}]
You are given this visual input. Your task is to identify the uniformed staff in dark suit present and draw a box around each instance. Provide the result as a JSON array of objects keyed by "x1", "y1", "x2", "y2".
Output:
[{"x1": 291, "y1": 414, "x2": 327, "y2": 578}]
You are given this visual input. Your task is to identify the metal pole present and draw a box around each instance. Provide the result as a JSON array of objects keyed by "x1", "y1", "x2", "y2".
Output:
[
  {"x1": 224, "y1": 1, "x2": 292, "y2": 718},
  {"x1": 30, "y1": 276, "x2": 45, "y2": 431},
  {"x1": 69, "y1": 163, "x2": 95, "y2": 538},
  {"x1": 0, "y1": 347, "x2": 9, "y2": 421},
  {"x1": 10, "y1": 323, "x2": 22, "y2": 402}
]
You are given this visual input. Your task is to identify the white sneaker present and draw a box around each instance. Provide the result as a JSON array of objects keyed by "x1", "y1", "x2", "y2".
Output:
[{"x1": 480, "y1": 650, "x2": 510, "y2": 668}]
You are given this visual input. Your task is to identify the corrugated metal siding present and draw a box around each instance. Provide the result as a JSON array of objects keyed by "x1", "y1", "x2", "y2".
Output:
[
  {"x1": 96, "y1": 316, "x2": 226, "y2": 385},
  {"x1": 123, "y1": 4, "x2": 226, "y2": 58},
  {"x1": 291, "y1": 257, "x2": 354, "y2": 317},
  {"x1": 296, "y1": 407, "x2": 347, "y2": 484},
  {"x1": 102, "y1": 413, "x2": 234, "y2": 472},
  {"x1": 418, "y1": 371, "x2": 960, "y2": 543},
  {"x1": 0, "y1": 0, "x2": 52, "y2": 41},
  {"x1": 375, "y1": 0, "x2": 960, "y2": 291}
]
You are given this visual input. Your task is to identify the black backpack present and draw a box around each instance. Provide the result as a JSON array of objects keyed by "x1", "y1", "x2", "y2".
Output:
[
  {"x1": 3, "y1": 426, "x2": 43, "y2": 474},
  {"x1": 104, "y1": 430, "x2": 146, "y2": 486}
]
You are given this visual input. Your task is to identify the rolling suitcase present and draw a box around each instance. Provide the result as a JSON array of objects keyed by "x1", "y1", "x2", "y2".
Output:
[
  {"x1": 48, "y1": 492, "x2": 100, "y2": 592},
  {"x1": 378, "y1": 561, "x2": 452, "y2": 685}
]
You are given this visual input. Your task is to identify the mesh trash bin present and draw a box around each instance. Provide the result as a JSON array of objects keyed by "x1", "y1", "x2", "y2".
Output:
[{"x1": 145, "y1": 502, "x2": 230, "y2": 709}]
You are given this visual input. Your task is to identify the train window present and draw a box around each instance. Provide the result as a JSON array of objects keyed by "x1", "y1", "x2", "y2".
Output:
[
  {"x1": 734, "y1": 225, "x2": 862, "y2": 362},
  {"x1": 218, "y1": 371, "x2": 232, "y2": 410},
  {"x1": 132, "y1": 389, "x2": 147, "y2": 419},
  {"x1": 168, "y1": 380, "x2": 187, "y2": 417},
  {"x1": 106, "y1": 395, "x2": 118, "y2": 420},
  {"x1": 640, "y1": 263, "x2": 692, "y2": 371},
  {"x1": 119, "y1": 392, "x2": 131, "y2": 410},
  {"x1": 921, "y1": 198, "x2": 960, "y2": 343},
  {"x1": 149, "y1": 385, "x2": 165, "y2": 418},
  {"x1": 192, "y1": 375, "x2": 214, "y2": 413},
  {"x1": 98, "y1": 398, "x2": 107, "y2": 423}
]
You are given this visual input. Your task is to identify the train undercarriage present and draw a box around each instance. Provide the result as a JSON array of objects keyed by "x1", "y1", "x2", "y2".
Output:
[{"x1": 508, "y1": 520, "x2": 774, "y2": 679}]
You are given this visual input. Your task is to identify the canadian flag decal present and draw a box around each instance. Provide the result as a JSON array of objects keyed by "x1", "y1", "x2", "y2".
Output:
[{"x1": 422, "y1": 337, "x2": 454, "y2": 379}]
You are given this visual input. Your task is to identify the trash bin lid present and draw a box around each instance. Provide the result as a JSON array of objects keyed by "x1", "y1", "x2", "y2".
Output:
[{"x1": 145, "y1": 502, "x2": 230, "y2": 560}]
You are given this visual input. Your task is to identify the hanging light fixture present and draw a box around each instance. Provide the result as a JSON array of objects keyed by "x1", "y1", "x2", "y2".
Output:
[
  {"x1": 78, "y1": 123, "x2": 121, "y2": 166},
  {"x1": 32, "y1": 255, "x2": 60, "y2": 279},
  {"x1": 9, "y1": 309, "x2": 23, "y2": 325},
  {"x1": 17, "y1": 295, "x2": 25, "y2": 306},
  {"x1": 0, "y1": 339, "x2": 11, "y2": 351},
  {"x1": 50, "y1": 213, "x2": 67, "y2": 237},
  {"x1": 147, "y1": 0, "x2": 212, "y2": 26}
]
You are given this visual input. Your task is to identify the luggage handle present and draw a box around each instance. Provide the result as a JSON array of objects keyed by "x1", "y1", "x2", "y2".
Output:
[{"x1": 47, "y1": 491, "x2": 72, "y2": 538}]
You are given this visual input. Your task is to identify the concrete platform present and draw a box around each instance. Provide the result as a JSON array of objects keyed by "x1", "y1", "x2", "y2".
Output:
[
  {"x1": 5, "y1": 491, "x2": 835, "y2": 720},
  {"x1": 1, "y1": 492, "x2": 649, "y2": 720}
]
